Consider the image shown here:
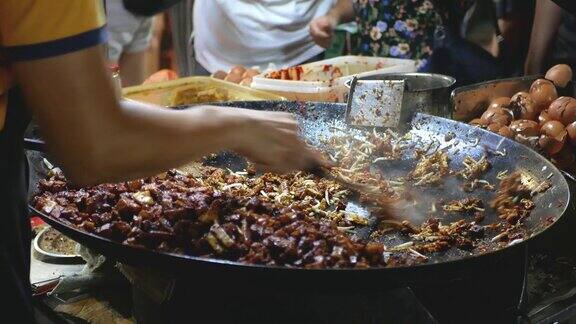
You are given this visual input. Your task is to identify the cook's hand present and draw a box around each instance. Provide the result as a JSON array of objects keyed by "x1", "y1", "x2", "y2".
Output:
[
  {"x1": 310, "y1": 15, "x2": 338, "y2": 48},
  {"x1": 229, "y1": 109, "x2": 320, "y2": 173}
]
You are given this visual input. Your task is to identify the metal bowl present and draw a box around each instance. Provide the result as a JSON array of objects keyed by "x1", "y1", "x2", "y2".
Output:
[
  {"x1": 450, "y1": 75, "x2": 539, "y2": 122},
  {"x1": 451, "y1": 75, "x2": 576, "y2": 182},
  {"x1": 33, "y1": 226, "x2": 82, "y2": 260},
  {"x1": 451, "y1": 74, "x2": 575, "y2": 122},
  {"x1": 345, "y1": 73, "x2": 456, "y2": 125}
]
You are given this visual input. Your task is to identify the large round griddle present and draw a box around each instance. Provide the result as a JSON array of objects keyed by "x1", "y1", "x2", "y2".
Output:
[{"x1": 27, "y1": 101, "x2": 570, "y2": 288}]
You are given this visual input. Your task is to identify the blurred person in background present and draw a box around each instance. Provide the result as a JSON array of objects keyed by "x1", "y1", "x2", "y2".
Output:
[
  {"x1": 192, "y1": 0, "x2": 336, "y2": 75},
  {"x1": 168, "y1": 0, "x2": 195, "y2": 77},
  {"x1": 144, "y1": 14, "x2": 167, "y2": 78},
  {"x1": 525, "y1": 0, "x2": 576, "y2": 76},
  {"x1": 494, "y1": 0, "x2": 535, "y2": 76},
  {"x1": 310, "y1": 0, "x2": 504, "y2": 86},
  {"x1": 310, "y1": 1, "x2": 484, "y2": 67},
  {"x1": 106, "y1": 0, "x2": 154, "y2": 86}
]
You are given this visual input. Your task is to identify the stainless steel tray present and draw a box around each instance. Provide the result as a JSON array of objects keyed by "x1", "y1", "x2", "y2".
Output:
[
  {"x1": 451, "y1": 76, "x2": 576, "y2": 182},
  {"x1": 451, "y1": 75, "x2": 539, "y2": 122}
]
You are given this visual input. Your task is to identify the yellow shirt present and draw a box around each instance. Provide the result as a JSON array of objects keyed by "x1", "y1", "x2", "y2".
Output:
[{"x1": 0, "y1": 0, "x2": 106, "y2": 130}]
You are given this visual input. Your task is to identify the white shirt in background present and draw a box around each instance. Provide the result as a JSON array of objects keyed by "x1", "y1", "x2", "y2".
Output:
[{"x1": 193, "y1": 0, "x2": 335, "y2": 73}]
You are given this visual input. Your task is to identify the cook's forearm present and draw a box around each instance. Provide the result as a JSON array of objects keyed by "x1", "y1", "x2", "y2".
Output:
[
  {"x1": 525, "y1": 0, "x2": 563, "y2": 74},
  {"x1": 328, "y1": 0, "x2": 355, "y2": 24},
  {"x1": 13, "y1": 45, "x2": 239, "y2": 186},
  {"x1": 37, "y1": 100, "x2": 237, "y2": 186},
  {"x1": 83, "y1": 101, "x2": 238, "y2": 185}
]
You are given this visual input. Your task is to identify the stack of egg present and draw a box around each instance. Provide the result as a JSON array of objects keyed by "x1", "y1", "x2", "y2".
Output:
[
  {"x1": 469, "y1": 64, "x2": 576, "y2": 171},
  {"x1": 211, "y1": 65, "x2": 260, "y2": 86}
]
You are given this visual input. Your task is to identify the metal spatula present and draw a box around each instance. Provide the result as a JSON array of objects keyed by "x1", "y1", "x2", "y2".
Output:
[
  {"x1": 345, "y1": 76, "x2": 405, "y2": 128},
  {"x1": 340, "y1": 77, "x2": 410, "y2": 219},
  {"x1": 307, "y1": 164, "x2": 377, "y2": 195}
]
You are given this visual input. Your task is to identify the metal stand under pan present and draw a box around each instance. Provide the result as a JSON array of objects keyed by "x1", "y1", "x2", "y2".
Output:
[
  {"x1": 131, "y1": 284, "x2": 438, "y2": 324},
  {"x1": 518, "y1": 180, "x2": 576, "y2": 324}
]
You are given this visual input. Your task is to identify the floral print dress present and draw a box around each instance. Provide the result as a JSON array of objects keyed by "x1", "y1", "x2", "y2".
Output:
[{"x1": 353, "y1": 0, "x2": 473, "y2": 69}]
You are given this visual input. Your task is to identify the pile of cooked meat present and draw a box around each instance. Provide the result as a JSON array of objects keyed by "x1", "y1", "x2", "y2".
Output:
[{"x1": 34, "y1": 167, "x2": 411, "y2": 268}]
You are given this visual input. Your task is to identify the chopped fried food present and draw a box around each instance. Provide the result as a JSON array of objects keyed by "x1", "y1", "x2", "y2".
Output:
[
  {"x1": 462, "y1": 179, "x2": 495, "y2": 192},
  {"x1": 322, "y1": 129, "x2": 405, "y2": 173},
  {"x1": 458, "y1": 155, "x2": 490, "y2": 180},
  {"x1": 378, "y1": 219, "x2": 421, "y2": 234},
  {"x1": 408, "y1": 151, "x2": 450, "y2": 186},
  {"x1": 410, "y1": 218, "x2": 480, "y2": 252},
  {"x1": 490, "y1": 172, "x2": 534, "y2": 225},
  {"x1": 443, "y1": 198, "x2": 485, "y2": 213},
  {"x1": 170, "y1": 86, "x2": 229, "y2": 106},
  {"x1": 317, "y1": 129, "x2": 402, "y2": 215},
  {"x1": 344, "y1": 213, "x2": 369, "y2": 226},
  {"x1": 458, "y1": 155, "x2": 493, "y2": 192}
]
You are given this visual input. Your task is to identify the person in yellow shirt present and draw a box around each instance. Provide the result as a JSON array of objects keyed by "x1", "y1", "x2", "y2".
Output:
[{"x1": 0, "y1": 1, "x2": 317, "y2": 321}]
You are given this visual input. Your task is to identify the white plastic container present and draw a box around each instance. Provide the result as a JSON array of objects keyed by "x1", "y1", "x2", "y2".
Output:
[{"x1": 250, "y1": 56, "x2": 417, "y2": 102}]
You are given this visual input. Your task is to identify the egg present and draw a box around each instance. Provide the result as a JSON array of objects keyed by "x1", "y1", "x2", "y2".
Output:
[
  {"x1": 487, "y1": 123, "x2": 503, "y2": 132},
  {"x1": 470, "y1": 118, "x2": 489, "y2": 127},
  {"x1": 539, "y1": 120, "x2": 567, "y2": 155},
  {"x1": 239, "y1": 77, "x2": 253, "y2": 86},
  {"x1": 488, "y1": 97, "x2": 511, "y2": 110},
  {"x1": 480, "y1": 109, "x2": 497, "y2": 122},
  {"x1": 529, "y1": 79, "x2": 558, "y2": 112},
  {"x1": 230, "y1": 65, "x2": 247, "y2": 76},
  {"x1": 538, "y1": 110, "x2": 551, "y2": 126},
  {"x1": 567, "y1": 121, "x2": 576, "y2": 145},
  {"x1": 483, "y1": 106, "x2": 501, "y2": 115},
  {"x1": 498, "y1": 126, "x2": 514, "y2": 138},
  {"x1": 242, "y1": 68, "x2": 260, "y2": 79},
  {"x1": 545, "y1": 64, "x2": 572, "y2": 88},
  {"x1": 539, "y1": 136, "x2": 565, "y2": 155},
  {"x1": 493, "y1": 113, "x2": 512, "y2": 126},
  {"x1": 541, "y1": 120, "x2": 567, "y2": 138},
  {"x1": 224, "y1": 72, "x2": 243, "y2": 84},
  {"x1": 480, "y1": 107, "x2": 512, "y2": 125},
  {"x1": 548, "y1": 96, "x2": 576, "y2": 125},
  {"x1": 486, "y1": 105, "x2": 513, "y2": 117},
  {"x1": 509, "y1": 119, "x2": 540, "y2": 137},
  {"x1": 211, "y1": 70, "x2": 227, "y2": 80},
  {"x1": 510, "y1": 92, "x2": 537, "y2": 120},
  {"x1": 550, "y1": 146, "x2": 575, "y2": 170}
]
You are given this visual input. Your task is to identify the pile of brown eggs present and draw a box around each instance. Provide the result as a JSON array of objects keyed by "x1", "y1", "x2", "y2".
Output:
[
  {"x1": 211, "y1": 65, "x2": 261, "y2": 86},
  {"x1": 469, "y1": 64, "x2": 576, "y2": 171}
]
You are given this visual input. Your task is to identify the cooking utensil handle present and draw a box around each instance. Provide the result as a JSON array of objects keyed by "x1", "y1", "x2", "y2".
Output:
[
  {"x1": 24, "y1": 138, "x2": 46, "y2": 152},
  {"x1": 306, "y1": 164, "x2": 326, "y2": 178}
]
